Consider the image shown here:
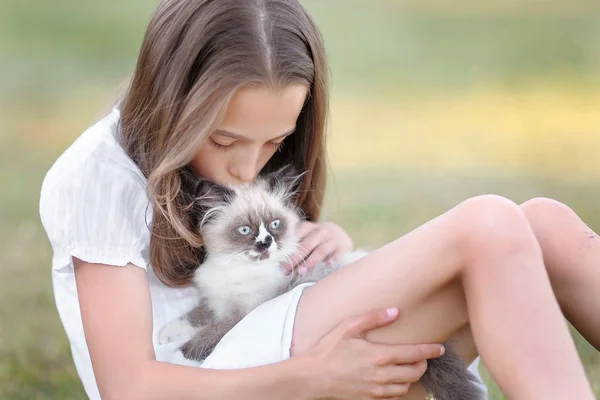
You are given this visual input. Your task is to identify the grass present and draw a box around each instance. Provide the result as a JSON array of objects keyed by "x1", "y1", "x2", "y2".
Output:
[{"x1": 1, "y1": 0, "x2": 599, "y2": 398}]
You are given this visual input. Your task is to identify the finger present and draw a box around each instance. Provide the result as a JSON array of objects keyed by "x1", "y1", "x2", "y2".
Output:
[
  {"x1": 384, "y1": 343, "x2": 445, "y2": 365},
  {"x1": 299, "y1": 239, "x2": 337, "y2": 273},
  {"x1": 326, "y1": 246, "x2": 351, "y2": 266},
  {"x1": 336, "y1": 308, "x2": 400, "y2": 339},
  {"x1": 281, "y1": 250, "x2": 305, "y2": 274},
  {"x1": 296, "y1": 221, "x2": 318, "y2": 240},
  {"x1": 280, "y1": 224, "x2": 324, "y2": 272},
  {"x1": 370, "y1": 383, "x2": 410, "y2": 398},
  {"x1": 288, "y1": 227, "x2": 330, "y2": 272},
  {"x1": 378, "y1": 362, "x2": 427, "y2": 384},
  {"x1": 411, "y1": 360, "x2": 429, "y2": 380}
]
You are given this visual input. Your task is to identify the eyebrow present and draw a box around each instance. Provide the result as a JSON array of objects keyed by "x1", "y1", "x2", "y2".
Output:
[{"x1": 213, "y1": 128, "x2": 295, "y2": 141}]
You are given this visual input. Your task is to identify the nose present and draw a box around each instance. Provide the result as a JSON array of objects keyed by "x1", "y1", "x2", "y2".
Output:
[
  {"x1": 255, "y1": 235, "x2": 273, "y2": 251},
  {"x1": 230, "y1": 151, "x2": 260, "y2": 183}
]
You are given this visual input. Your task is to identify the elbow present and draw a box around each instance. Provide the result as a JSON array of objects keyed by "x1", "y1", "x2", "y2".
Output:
[
  {"x1": 99, "y1": 385, "x2": 138, "y2": 400},
  {"x1": 99, "y1": 389, "x2": 129, "y2": 400},
  {"x1": 98, "y1": 369, "x2": 149, "y2": 400},
  {"x1": 100, "y1": 385, "x2": 145, "y2": 400},
  {"x1": 100, "y1": 392, "x2": 128, "y2": 400}
]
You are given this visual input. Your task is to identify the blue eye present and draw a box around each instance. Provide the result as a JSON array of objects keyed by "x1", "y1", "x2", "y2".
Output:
[
  {"x1": 237, "y1": 226, "x2": 251, "y2": 235},
  {"x1": 269, "y1": 219, "x2": 281, "y2": 230}
]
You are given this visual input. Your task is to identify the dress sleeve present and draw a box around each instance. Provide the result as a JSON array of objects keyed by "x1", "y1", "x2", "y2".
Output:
[{"x1": 40, "y1": 158, "x2": 152, "y2": 272}]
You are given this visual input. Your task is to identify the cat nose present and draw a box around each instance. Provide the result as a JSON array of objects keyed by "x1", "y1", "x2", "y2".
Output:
[
  {"x1": 263, "y1": 235, "x2": 273, "y2": 246},
  {"x1": 256, "y1": 235, "x2": 273, "y2": 251}
]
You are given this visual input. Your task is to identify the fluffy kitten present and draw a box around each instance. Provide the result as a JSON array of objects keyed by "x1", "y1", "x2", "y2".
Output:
[{"x1": 160, "y1": 165, "x2": 483, "y2": 400}]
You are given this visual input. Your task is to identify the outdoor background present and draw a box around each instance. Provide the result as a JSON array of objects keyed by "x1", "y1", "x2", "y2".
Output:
[{"x1": 1, "y1": 0, "x2": 599, "y2": 398}]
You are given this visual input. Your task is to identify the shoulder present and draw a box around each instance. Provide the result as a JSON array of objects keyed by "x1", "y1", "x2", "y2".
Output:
[
  {"x1": 41, "y1": 107, "x2": 146, "y2": 198},
  {"x1": 39, "y1": 107, "x2": 153, "y2": 270}
]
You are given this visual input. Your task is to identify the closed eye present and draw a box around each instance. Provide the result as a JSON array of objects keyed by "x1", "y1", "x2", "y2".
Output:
[
  {"x1": 211, "y1": 139, "x2": 235, "y2": 151},
  {"x1": 267, "y1": 140, "x2": 285, "y2": 152}
]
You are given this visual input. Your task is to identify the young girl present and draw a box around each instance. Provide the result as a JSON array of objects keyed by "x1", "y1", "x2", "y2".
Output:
[{"x1": 39, "y1": 1, "x2": 599, "y2": 399}]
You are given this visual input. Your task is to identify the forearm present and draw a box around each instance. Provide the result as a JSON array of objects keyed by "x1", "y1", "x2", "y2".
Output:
[{"x1": 127, "y1": 356, "x2": 319, "y2": 400}]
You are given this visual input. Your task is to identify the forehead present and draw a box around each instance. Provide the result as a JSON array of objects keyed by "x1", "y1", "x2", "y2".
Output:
[
  {"x1": 228, "y1": 183, "x2": 284, "y2": 219},
  {"x1": 217, "y1": 85, "x2": 308, "y2": 141}
]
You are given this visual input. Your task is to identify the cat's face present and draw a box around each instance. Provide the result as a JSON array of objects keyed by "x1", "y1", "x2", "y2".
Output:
[{"x1": 193, "y1": 165, "x2": 303, "y2": 265}]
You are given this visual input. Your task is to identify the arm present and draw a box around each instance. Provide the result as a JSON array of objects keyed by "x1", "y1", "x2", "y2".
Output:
[{"x1": 74, "y1": 259, "x2": 315, "y2": 400}]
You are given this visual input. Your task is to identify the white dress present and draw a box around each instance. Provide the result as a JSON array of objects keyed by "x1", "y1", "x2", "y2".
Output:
[{"x1": 39, "y1": 107, "x2": 487, "y2": 399}]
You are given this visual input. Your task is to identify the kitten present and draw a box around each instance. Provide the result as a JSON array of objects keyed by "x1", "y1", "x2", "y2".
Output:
[{"x1": 160, "y1": 165, "x2": 484, "y2": 400}]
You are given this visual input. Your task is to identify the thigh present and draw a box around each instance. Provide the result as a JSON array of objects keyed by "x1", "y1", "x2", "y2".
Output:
[
  {"x1": 290, "y1": 241, "x2": 479, "y2": 400},
  {"x1": 290, "y1": 207, "x2": 473, "y2": 355}
]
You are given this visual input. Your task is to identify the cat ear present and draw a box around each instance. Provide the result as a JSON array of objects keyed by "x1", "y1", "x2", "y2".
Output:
[
  {"x1": 264, "y1": 164, "x2": 306, "y2": 203},
  {"x1": 180, "y1": 167, "x2": 233, "y2": 206},
  {"x1": 180, "y1": 168, "x2": 234, "y2": 227},
  {"x1": 193, "y1": 179, "x2": 235, "y2": 227},
  {"x1": 194, "y1": 179, "x2": 233, "y2": 204}
]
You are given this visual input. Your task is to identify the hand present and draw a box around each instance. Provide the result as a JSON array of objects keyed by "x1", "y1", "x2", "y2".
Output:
[
  {"x1": 282, "y1": 221, "x2": 354, "y2": 275},
  {"x1": 306, "y1": 308, "x2": 444, "y2": 399}
]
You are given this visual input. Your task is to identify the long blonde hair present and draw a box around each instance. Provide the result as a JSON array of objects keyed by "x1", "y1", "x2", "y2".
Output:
[{"x1": 117, "y1": 0, "x2": 329, "y2": 287}]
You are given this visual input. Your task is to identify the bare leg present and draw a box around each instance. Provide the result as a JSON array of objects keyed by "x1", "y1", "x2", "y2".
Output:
[
  {"x1": 521, "y1": 197, "x2": 600, "y2": 349},
  {"x1": 291, "y1": 195, "x2": 594, "y2": 400}
]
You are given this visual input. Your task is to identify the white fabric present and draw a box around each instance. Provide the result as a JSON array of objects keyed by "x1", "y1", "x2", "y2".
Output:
[
  {"x1": 169, "y1": 282, "x2": 315, "y2": 369},
  {"x1": 39, "y1": 107, "x2": 487, "y2": 399}
]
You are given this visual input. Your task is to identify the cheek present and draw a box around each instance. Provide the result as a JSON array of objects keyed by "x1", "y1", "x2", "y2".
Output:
[
  {"x1": 270, "y1": 224, "x2": 289, "y2": 244},
  {"x1": 191, "y1": 147, "x2": 228, "y2": 180},
  {"x1": 256, "y1": 146, "x2": 279, "y2": 169},
  {"x1": 228, "y1": 231, "x2": 256, "y2": 250}
]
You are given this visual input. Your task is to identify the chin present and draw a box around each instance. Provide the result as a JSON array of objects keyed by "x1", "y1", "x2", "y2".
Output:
[{"x1": 247, "y1": 251, "x2": 271, "y2": 262}]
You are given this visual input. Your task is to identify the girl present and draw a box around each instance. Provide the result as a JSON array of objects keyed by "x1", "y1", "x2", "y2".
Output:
[{"x1": 40, "y1": 1, "x2": 599, "y2": 399}]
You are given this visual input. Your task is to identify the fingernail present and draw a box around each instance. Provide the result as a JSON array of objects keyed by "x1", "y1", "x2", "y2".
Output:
[
  {"x1": 386, "y1": 307, "x2": 398, "y2": 318},
  {"x1": 299, "y1": 267, "x2": 307, "y2": 275},
  {"x1": 440, "y1": 345, "x2": 445, "y2": 356}
]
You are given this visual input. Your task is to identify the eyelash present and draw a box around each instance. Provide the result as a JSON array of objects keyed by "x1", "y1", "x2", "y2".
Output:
[
  {"x1": 210, "y1": 140, "x2": 285, "y2": 152},
  {"x1": 211, "y1": 140, "x2": 232, "y2": 152},
  {"x1": 269, "y1": 141, "x2": 285, "y2": 152}
]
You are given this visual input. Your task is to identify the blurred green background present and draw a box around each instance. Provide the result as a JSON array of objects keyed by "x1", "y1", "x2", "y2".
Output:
[{"x1": 1, "y1": 0, "x2": 599, "y2": 398}]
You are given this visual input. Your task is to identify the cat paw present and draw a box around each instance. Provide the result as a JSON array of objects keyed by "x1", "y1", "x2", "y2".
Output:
[
  {"x1": 158, "y1": 319, "x2": 196, "y2": 344},
  {"x1": 180, "y1": 338, "x2": 213, "y2": 361},
  {"x1": 335, "y1": 248, "x2": 369, "y2": 266},
  {"x1": 171, "y1": 349, "x2": 203, "y2": 367}
]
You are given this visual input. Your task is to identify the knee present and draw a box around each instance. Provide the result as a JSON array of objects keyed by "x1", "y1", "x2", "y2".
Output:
[
  {"x1": 520, "y1": 197, "x2": 577, "y2": 226},
  {"x1": 454, "y1": 194, "x2": 540, "y2": 258},
  {"x1": 520, "y1": 197, "x2": 585, "y2": 278}
]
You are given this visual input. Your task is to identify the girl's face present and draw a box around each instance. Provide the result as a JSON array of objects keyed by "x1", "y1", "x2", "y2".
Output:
[{"x1": 190, "y1": 84, "x2": 308, "y2": 187}]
